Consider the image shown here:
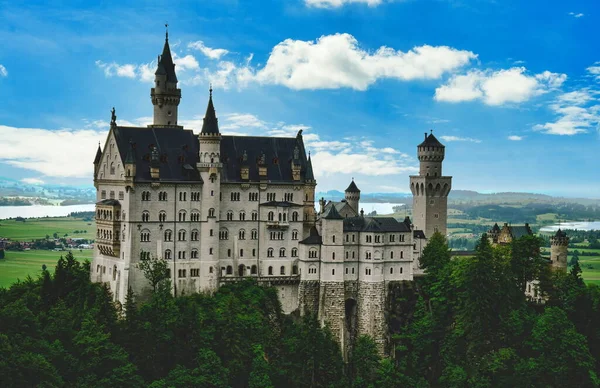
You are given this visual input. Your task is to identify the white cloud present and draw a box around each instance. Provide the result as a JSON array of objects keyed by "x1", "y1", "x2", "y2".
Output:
[
  {"x1": 305, "y1": 0, "x2": 384, "y2": 8},
  {"x1": 188, "y1": 41, "x2": 229, "y2": 60},
  {"x1": 21, "y1": 178, "x2": 44, "y2": 185},
  {"x1": 587, "y1": 64, "x2": 600, "y2": 80},
  {"x1": 174, "y1": 54, "x2": 199, "y2": 71},
  {"x1": 0, "y1": 64, "x2": 7, "y2": 77},
  {"x1": 568, "y1": 12, "x2": 584, "y2": 18},
  {"x1": 0, "y1": 125, "x2": 105, "y2": 177},
  {"x1": 533, "y1": 89, "x2": 600, "y2": 135},
  {"x1": 440, "y1": 135, "x2": 481, "y2": 143},
  {"x1": 253, "y1": 34, "x2": 476, "y2": 90},
  {"x1": 435, "y1": 67, "x2": 566, "y2": 106},
  {"x1": 95, "y1": 61, "x2": 137, "y2": 78},
  {"x1": 507, "y1": 135, "x2": 523, "y2": 141}
]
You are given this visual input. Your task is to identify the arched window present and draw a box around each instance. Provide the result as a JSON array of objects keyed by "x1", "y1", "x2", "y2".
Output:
[
  {"x1": 226, "y1": 265, "x2": 233, "y2": 275},
  {"x1": 239, "y1": 211, "x2": 246, "y2": 221},
  {"x1": 390, "y1": 267, "x2": 394, "y2": 274},
  {"x1": 252, "y1": 211, "x2": 258, "y2": 221},
  {"x1": 208, "y1": 208, "x2": 215, "y2": 217},
  {"x1": 191, "y1": 249, "x2": 198, "y2": 259},
  {"x1": 251, "y1": 229, "x2": 258, "y2": 240},
  {"x1": 140, "y1": 230, "x2": 151, "y2": 242},
  {"x1": 292, "y1": 265, "x2": 298, "y2": 275},
  {"x1": 280, "y1": 266, "x2": 286, "y2": 275},
  {"x1": 268, "y1": 211, "x2": 274, "y2": 221},
  {"x1": 292, "y1": 230, "x2": 298, "y2": 240},
  {"x1": 268, "y1": 266, "x2": 273, "y2": 275},
  {"x1": 390, "y1": 251, "x2": 394, "y2": 259},
  {"x1": 178, "y1": 230, "x2": 186, "y2": 241},
  {"x1": 279, "y1": 248, "x2": 286, "y2": 257},
  {"x1": 267, "y1": 248, "x2": 274, "y2": 257},
  {"x1": 292, "y1": 211, "x2": 299, "y2": 222},
  {"x1": 164, "y1": 230, "x2": 172, "y2": 241},
  {"x1": 292, "y1": 248, "x2": 298, "y2": 257},
  {"x1": 159, "y1": 211, "x2": 166, "y2": 222},
  {"x1": 219, "y1": 228, "x2": 229, "y2": 240},
  {"x1": 191, "y1": 229, "x2": 199, "y2": 241},
  {"x1": 164, "y1": 250, "x2": 172, "y2": 260},
  {"x1": 178, "y1": 211, "x2": 186, "y2": 222},
  {"x1": 278, "y1": 213, "x2": 282, "y2": 222},
  {"x1": 226, "y1": 211, "x2": 233, "y2": 221},
  {"x1": 239, "y1": 229, "x2": 245, "y2": 240},
  {"x1": 332, "y1": 235, "x2": 335, "y2": 243},
  {"x1": 191, "y1": 212, "x2": 200, "y2": 222},
  {"x1": 142, "y1": 211, "x2": 149, "y2": 222},
  {"x1": 113, "y1": 265, "x2": 117, "y2": 281},
  {"x1": 251, "y1": 265, "x2": 257, "y2": 275},
  {"x1": 238, "y1": 264, "x2": 245, "y2": 277}
]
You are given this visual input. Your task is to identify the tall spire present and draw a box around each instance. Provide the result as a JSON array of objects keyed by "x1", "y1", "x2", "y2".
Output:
[
  {"x1": 150, "y1": 27, "x2": 181, "y2": 127},
  {"x1": 94, "y1": 142, "x2": 102, "y2": 164},
  {"x1": 305, "y1": 152, "x2": 315, "y2": 181},
  {"x1": 201, "y1": 86, "x2": 220, "y2": 135}
]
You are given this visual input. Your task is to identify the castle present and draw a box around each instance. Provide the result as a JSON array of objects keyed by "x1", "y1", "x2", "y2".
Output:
[{"x1": 91, "y1": 32, "x2": 452, "y2": 354}]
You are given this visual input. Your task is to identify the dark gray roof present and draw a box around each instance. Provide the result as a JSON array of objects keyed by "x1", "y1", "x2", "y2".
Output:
[
  {"x1": 300, "y1": 226, "x2": 322, "y2": 245},
  {"x1": 94, "y1": 145, "x2": 102, "y2": 164},
  {"x1": 413, "y1": 230, "x2": 426, "y2": 239},
  {"x1": 555, "y1": 229, "x2": 567, "y2": 238},
  {"x1": 156, "y1": 36, "x2": 177, "y2": 83},
  {"x1": 112, "y1": 126, "x2": 201, "y2": 182},
  {"x1": 125, "y1": 142, "x2": 136, "y2": 164},
  {"x1": 322, "y1": 203, "x2": 343, "y2": 220},
  {"x1": 97, "y1": 199, "x2": 120, "y2": 206},
  {"x1": 259, "y1": 201, "x2": 302, "y2": 207},
  {"x1": 343, "y1": 216, "x2": 411, "y2": 233},
  {"x1": 508, "y1": 225, "x2": 533, "y2": 239},
  {"x1": 201, "y1": 91, "x2": 220, "y2": 135},
  {"x1": 345, "y1": 180, "x2": 360, "y2": 193},
  {"x1": 491, "y1": 223, "x2": 500, "y2": 232},
  {"x1": 418, "y1": 133, "x2": 444, "y2": 148},
  {"x1": 219, "y1": 134, "x2": 311, "y2": 183},
  {"x1": 305, "y1": 155, "x2": 315, "y2": 181}
]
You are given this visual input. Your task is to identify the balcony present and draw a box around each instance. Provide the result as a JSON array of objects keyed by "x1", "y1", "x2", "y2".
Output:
[
  {"x1": 219, "y1": 275, "x2": 300, "y2": 286},
  {"x1": 266, "y1": 221, "x2": 289, "y2": 230}
]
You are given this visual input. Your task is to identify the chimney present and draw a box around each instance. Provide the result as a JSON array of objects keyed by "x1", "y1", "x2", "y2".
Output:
[
  {"x1": 360, "y1": 208, "x2": 364, "y2": 218},
  {"x1": 424, "y1": 132, "x2": 427, "y2": 140}
]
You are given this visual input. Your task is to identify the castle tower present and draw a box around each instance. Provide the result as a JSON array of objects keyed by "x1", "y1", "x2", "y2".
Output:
[
  {"x1": 345, "y1": 179, "x2": 360, "y2": 215},
  {"x1": 303, "y1": 152, "x2": 317, "y2": 231},
  {"x1": 409, "y1": 131, "x2": 452, "y2": 239},
  {"x1": 150, "y1": 29, "x2": 181, "y2": 127},
  {"x1": 197, "y1": 87, "x2": 222, "y2": 290},
  {"x1": 318, "y1": 205, "x2": 346, "y2": 350},
  {"x1": 550, "y1": 229, "x2": 569, "y2": 271}
]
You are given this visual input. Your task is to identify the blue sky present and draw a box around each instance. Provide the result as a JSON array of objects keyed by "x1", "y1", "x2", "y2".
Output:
[{"x1": 0, "y1": 0, "x2": 598, "y2": 196}]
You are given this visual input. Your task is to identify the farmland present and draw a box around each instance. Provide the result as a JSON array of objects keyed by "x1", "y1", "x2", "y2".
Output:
[{"x1": 0, "y1": 216, "x2": 95, "y2": 241}]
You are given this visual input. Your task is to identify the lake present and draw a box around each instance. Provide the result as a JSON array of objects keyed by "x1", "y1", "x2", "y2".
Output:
[
  {"x1": 0, "y1": 202, "x2": 403, "y2": 220},
  {"x1": 0, "y1": 204, "x2": 96, "y2": 220},
  {"x1": 540, "y1": 221, "x2": 600, "y2": 232}
]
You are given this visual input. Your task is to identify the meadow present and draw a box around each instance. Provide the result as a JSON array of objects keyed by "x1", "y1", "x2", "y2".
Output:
[
  {"x1": 0, "y1": 216, "x2": 95, "y2": 241},
  {"x1": 0, "y1": 249, "x2": 93, "y2": 288}
]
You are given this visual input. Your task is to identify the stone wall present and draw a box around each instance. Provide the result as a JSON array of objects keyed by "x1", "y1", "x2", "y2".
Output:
[
  {"x1": 356, "y1": 281, "x2": 386, "y2": 354},
  {"x1": 319, "y1": 282, "x2": 346, "y2": 349},
  {"x1": 298, "y1": 280, "x2": 320, "y2": 315}
]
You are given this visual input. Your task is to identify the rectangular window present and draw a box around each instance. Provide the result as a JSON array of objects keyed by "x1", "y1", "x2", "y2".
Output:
[
  {"x1": 118, "y1": 191, "x2": 124, "y2": 200},
  {"x1": 109, "y1": 191, "x2": 115, "y2": 199},
  {"x1": 190, "y1": 269, "x2": 199, "y2": 277},
  {"x1": 101, "y1": 190, "x2": 106, "y2": 199},
  {"x1": 178, "y1": 269, "x2": 186, "y2": 278}
]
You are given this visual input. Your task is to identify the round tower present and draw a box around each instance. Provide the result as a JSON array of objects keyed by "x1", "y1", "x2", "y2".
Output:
[
  {"x1": 345, "y1": 179, "x2": 360, "y2": 215},
  {"x1": 150, "y1": 29, "x2": 181, "y2": 127},
  {"x1": 550, "y1": 229, "x2": 569, "y2": 271},
  {"x1": 409, "y1": 131, "x2": 452, "y2": 239}
]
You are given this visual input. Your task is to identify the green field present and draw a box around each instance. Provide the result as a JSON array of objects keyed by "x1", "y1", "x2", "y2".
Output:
[
  {"x1": 0, "y1": 217, "x2": 95, "y2": 241},
  {"x1": 0, "y1": 249, "x2": 93, "y2": 288}
]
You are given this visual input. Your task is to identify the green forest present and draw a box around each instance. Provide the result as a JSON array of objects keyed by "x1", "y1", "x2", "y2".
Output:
[{"x1": 1, "y1": 234, "x2": 600, "y2": 387}]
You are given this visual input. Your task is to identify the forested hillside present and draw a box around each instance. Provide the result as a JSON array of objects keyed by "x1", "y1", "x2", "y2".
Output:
[{"x1": 2, "y1": 236, "x2": 600, "y2": 387}]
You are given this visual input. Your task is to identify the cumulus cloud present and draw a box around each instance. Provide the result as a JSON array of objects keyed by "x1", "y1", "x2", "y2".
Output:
[
  {"x1": 440, "y1": 135, "x2": 481, "y2": 143},
  {"x1": 569, "y1": 12, "x2": 584, "y2": 18},
  {"x1": 21, "y1": 178, "x2": 44, "y2": 185},
  {"x1": 95, "y1": 61, "x2": 137, "y2": 78},
  {"x1": 305, "y1": 0, "x2": 384, "y2": 8},
  {"x1": 587, "y1": 63, "x2": 600, "y2": 80},
  {"x1": 253, "y1": 34, "x2": 476, "y2": 90},
  {"x1": 507, "y1": 135, "x2": 523, "y2": 141},
  {"x1": 533, "y1": 89, "x2": 600, "y2": 135},
  {"x1": 0, "y1": 125, "x2": 105, "y2": 177},
  {"x1": 435, "y1": 67, "x2": 566, "y2": 105},
  {"x1": 188, "y1": 41, "x2": 229, "y2": 60},
  {"x1": 0, "y1": 64, "x2": 7, "y2": 77}
]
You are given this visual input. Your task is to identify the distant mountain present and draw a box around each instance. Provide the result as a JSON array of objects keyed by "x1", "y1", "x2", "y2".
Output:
[{"x1": 0, "y1": 178, "x2": 95, "y2": 204}]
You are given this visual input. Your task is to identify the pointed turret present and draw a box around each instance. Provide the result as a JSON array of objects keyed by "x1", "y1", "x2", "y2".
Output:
[
  {"x1": 344, "y1": 178, "x2": 360, "y2": 214},
  {"x1": 305, "y1": 153, "x2": 315, "y2": 182},
  {"x1": 94, "y1": 143, "x2": 102, "y2": 164},
  {"x1": 323, "y1": 203, "x2": 343, "y2": 220},
  {"x1": 124, "y1": 141, "x2": 136, "y2": 179},
  {"x1": 93, "y1": 143, "x2": 102, "y2": 178},
  {"x1": 201, "y1": 87, "x2": 220, "y2": 135},
  {"x1": 150, "y1": 28, "x2": 182, "y2": 127}
]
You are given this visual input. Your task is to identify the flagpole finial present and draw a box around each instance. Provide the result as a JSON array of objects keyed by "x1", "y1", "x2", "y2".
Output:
[
  {"x1": 165, "y1": 23, "x2": 169, "y2": 40},
  {"x1": 209, "y1": 83, "x2": 213, "y2": 98}
]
